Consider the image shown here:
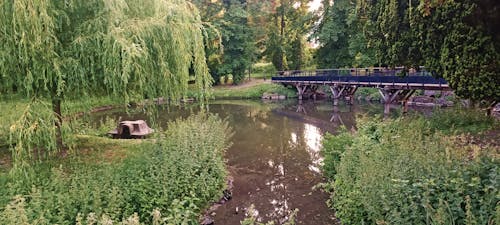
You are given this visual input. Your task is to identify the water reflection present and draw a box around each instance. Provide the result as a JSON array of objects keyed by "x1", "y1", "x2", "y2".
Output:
[
  {"x1": 304, "y1": 124, "x2": 323, "y2": 174},
  {"x1": 290, "y1": 132, "x2": 298, "y2": 145}
]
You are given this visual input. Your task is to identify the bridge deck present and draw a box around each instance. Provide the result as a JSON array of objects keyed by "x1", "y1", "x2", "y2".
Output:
[{"x1": 271, "y1": 68, "x2": 451, "y2": 91}]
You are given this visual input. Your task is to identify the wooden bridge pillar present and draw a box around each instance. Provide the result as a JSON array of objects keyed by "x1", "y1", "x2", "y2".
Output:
[
  {"x1": 378, "y1": 88, "x2": 416, "y2": 114},
  {"x1": 345, "y1": 86, "x2": 358, "y2": 105},
  {"x1": 310, "y1": 85, "x2": 319, "y2": 101},
  {"x1": 401, "y1": 90, "x2": 416, "y2": 113},
  {"x1": 379, "y1": 89, "x2": 401, "y2": 115},
  {"x1": 329, "y1": 85, "x2": 344, "y2": 106},
  {"x1": 330, "y1": 85, "x2": 358, "y2": 105},
  {"x1": 296, "y1": 84, "x2": 307, "y2": 100}
]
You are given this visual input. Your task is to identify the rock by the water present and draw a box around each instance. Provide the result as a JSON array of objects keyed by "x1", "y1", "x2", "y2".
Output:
[
  {"x1": 223, "y1": 189, "x2": 232, "y2": 201},
  {"x1": 262, "y1": 92, "x2": 286, "y2": 100}
]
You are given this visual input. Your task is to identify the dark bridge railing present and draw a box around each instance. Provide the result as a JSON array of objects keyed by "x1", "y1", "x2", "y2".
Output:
[{"x1": 275, "y1": 67, "x2": 431, "y2": 77}]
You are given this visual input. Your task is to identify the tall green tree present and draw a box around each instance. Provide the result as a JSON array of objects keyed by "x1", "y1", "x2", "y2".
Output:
[
  {"x1": 357, "y1": 0, "x2": 498, "y2": 108},
  {"x1": 0, "y1": 0, "x2": 211, "y2": 160},
  {"x1": 415, "y1": 0, "x2": 499, "y2": 107},
  {"x1": 314, "y1": 0, "x2": 377, "y2": 68},
  {"x1": 217, "y1": 0, "x2": 255, "y2": 83},
  {"x1": 313, "y1": 0, "x2": 352, "y2": 68},
  {"x1": 265, "y1": 0, "x2": 314, "y2": 71},
  {"x1": 191, "y1": 0, "x2": 225, "y2": 82},
  {"x1": 359, "y1": 0, "x2": 422, "y2": 68}
]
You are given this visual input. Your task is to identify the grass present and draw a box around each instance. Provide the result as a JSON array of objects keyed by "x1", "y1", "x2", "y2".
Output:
[
  {"x1": 249, "y1": 62, "x2": 276, "y2": 79},
  {"x1": 212, "y1": 83, "x2": 296, "y2": 99}
]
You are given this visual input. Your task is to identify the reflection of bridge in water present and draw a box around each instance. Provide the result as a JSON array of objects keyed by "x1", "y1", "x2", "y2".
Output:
[
  {"x1": 273, "y1": 102, "x2": 358, "y2": 132},
  {"x1": 272, "y1": 68, "x2": 451, "y2": 114}
]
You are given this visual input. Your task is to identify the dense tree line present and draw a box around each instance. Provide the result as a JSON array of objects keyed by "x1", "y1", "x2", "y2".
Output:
[
  {"x1": 314, "y1": 0, "x2": 499, "y2": 105},
  {"x1": 193, "y1": 0, "x2": 315, "y2": 82}
]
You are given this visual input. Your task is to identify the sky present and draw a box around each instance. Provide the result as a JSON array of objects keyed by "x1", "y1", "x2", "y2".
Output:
[{"x1": 308, "y1": 0, "x2": 322, "y2": 11}]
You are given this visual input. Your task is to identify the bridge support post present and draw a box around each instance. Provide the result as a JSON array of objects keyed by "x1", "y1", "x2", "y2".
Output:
[
  {"x1": 330, "y1": 85, "x2": 347, "y2": 106},
  {"x1": 310, "y1": 85, "x2": 319, "y2": 100},
  {"x1": 379, "y1": 89, "x2": 402, "y2": 115},
  {"x1": 296, "y1": 84, "x2": 307, "y2": 100},
  {"x1": 379, "y1": 89, "x2": 417, "y2": 114},
  {"x1": 345, "y1": 86, "x2": 358, "y2": 105},
  {"x1": 401, "y1": 90, "x2": 416, "y2": 114}
]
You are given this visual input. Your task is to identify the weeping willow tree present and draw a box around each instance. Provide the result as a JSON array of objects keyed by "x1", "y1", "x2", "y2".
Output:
[{"x1": 0, "y1": 0, "x2": 212, "y2": 166}]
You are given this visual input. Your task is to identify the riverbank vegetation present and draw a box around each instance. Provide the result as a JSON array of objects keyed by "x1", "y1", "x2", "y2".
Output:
[
  {"x1": 321, "y1": 110, "x2": 499, "y2": 224},
  {"x1": 212, "y1": 83, "x2": 296, "y2": 100},
  {"x1": 0, "y1": 113, "x2": 231, "y2": 224}
]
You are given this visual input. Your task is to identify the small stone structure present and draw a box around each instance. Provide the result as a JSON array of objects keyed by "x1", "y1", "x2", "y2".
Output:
[
  {"x1": 108, "y1": 120, "x2": 154, "y2": 139},
  {"x1": 262, "y1": 92, "x2": 286, "y2": 100}
]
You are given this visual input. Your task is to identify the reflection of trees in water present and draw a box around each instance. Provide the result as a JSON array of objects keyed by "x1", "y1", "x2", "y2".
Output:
[{"x1": 276, "y1": 101, "x2": 360, "y2": 132}]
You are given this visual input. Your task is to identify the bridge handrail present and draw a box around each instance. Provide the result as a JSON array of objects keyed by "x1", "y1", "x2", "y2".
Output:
[{"x1": 275, "y1": 67, "x2": 430, "y2": 77}]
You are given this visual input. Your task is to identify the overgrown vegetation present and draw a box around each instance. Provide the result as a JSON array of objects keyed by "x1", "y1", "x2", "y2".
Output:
[
  {"x1": 354, "y1": 88, "x2": 382, "y2": 101},
  {"x1": 321, "y1": 110, "x2": 499, "y2": 224},
  {"x1": 0, "y1": 113, "x2": 231, "y2": 224}
]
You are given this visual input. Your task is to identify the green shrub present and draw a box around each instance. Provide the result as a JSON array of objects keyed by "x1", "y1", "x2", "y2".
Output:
[
  {"x1": 0, "y1": 113, "x2": 232, "y2": 224},
  {"x1": 427, "y1": 109, "x2": 496, "y2": 134},
  {"x1": 321, "y1": 129, "x2": 353, "y2": 180},
  {"x1": 354, "y1": 87, "x2": 381, "y2": 101},
  {"x1": 322, "y1": 113, "x2": 499, "y2": 224}
]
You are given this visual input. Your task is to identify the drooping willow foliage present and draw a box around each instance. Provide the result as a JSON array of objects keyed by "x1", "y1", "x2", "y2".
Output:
[
  {"x1": 1, "y1": 0, "x2": 211, "y2": 100},
  {"x1": 0, "y1": 0, "x2": 212, "y2": 165}
]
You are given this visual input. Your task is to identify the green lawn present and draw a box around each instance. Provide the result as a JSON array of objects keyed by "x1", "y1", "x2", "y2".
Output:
[{"x1": 212, "y1": 83, "x2": 296, "y2": 99}]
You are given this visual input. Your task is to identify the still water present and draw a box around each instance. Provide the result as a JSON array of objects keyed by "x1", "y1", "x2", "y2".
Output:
[{"x1": 94, "y1": 100, "x2": 400, "y2": 224}]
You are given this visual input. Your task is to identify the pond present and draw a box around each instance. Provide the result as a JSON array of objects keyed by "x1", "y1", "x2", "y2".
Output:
[{"x1": 93, "y1": 99, "x2": 407, "y2": 224}]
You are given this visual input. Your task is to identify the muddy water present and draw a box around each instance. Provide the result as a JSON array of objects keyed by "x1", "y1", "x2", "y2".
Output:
[{"x1": 94, "y1": 100, "x2": 388, "y2": 224}]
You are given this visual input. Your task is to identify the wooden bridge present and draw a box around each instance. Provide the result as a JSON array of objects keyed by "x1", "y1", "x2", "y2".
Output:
[{"x1": 271, "y1": 67, "x2": 452, "y2": 114}]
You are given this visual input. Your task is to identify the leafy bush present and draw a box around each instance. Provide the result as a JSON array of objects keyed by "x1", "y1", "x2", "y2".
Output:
[
  {"x1": 354, "y1": 87, "x2": 381, "y2": 101},
  {"x1": 322, "y1": 113, "x2": 499, "y2": 224},
  {"x1": 427, "y1": 109, "x2": 496, "y2": 134},
  {"x1": 0, "y1": 113, "x2": 232, "y2": 224},
  {"x1": 321, "y1": 129, "x2": 353, "y2": 180}
]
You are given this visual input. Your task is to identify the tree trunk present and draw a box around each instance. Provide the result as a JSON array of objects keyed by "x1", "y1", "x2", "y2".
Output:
[
  {"x1": 52, "y1": 97, "x2": 64, "y2": 153},
  {"x1": 486, "y1": 100, "x2": 498, "y2": 116},
  {"x1": 280, "y1": 4, "x2": 285, "y2": 71}
]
